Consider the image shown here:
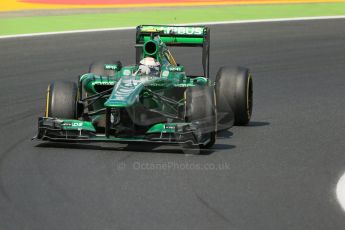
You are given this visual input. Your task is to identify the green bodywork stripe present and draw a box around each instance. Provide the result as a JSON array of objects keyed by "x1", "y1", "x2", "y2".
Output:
[
  {"x1": 142, "y1": 36, "x2": 204, "y2": 44},
  {"x1": 61, "y1": 120, "x2": 96, "y2": 132},
  {"x1": 146, "y1": 123, "x2": 190, "y2": 134}
]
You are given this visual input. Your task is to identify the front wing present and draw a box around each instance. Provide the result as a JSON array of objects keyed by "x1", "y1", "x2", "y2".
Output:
[{"x1": 34, "y1": 117, "x2": 208, "y2": 146}]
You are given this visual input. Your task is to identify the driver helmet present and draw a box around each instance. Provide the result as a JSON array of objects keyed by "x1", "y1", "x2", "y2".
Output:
[{"x1": 139, "y1": 57, "x2": 160, "y2": 76}]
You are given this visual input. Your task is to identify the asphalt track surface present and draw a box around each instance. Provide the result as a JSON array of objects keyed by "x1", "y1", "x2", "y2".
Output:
[{"x1": 0, "y1": 19, "x2": 345, "y2": 230}]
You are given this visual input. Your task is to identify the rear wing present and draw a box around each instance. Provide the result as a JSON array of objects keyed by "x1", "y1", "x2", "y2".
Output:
[{"x1": 135, "y1": 25, "x2": 210, "y2": 78}]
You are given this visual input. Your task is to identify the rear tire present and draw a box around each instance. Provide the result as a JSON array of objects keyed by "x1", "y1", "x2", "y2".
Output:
[
  {"x1": 215, "y1": 66, "x2": 253, "y2": 126},
  {"x1": 45, "y1": 81, "x2": 78, "y2": 119},
  {"x1": 185, "y1": 86, "x2": 216, "y2": 151}
]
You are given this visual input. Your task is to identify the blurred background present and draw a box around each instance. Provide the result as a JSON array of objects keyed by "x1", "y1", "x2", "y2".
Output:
[{"x1": 1, "y1": 0, "x2": 345, "y2": 36}]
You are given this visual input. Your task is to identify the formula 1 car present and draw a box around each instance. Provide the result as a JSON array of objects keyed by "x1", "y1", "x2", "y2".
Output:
[{"x1": 35, "y1": 25, "x2": 253, "y2": 153}]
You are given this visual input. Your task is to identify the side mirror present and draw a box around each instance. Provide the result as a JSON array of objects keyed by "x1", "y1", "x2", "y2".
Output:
[{"x1": 104, "y1": 63, "x2": 121, "y2": 71}]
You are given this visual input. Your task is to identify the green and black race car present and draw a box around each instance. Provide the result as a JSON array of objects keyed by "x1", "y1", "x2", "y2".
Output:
[{"x1": 34, "y1": 25, "x2": 253, "y2": 153}]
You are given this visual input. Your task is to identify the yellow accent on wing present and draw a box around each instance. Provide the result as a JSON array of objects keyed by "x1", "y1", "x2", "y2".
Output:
[
  {"x1": 165, "y1": 50, "x2": 177, "y2": 66},
  {"x1": 141, "y1": 28, "x2": 161, "y2": 33}
]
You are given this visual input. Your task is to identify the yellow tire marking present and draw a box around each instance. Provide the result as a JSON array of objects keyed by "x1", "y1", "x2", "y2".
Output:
[
  {"x1": 246, "y1": 73, "x2": 252, "y2": 119},
  {"x1": 45, "y1": 84, "x2": 50, "y2": 117}
]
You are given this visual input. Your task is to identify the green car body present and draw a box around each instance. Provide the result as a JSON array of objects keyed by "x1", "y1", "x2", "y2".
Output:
[{"x1": 35, "y1": 25, "x2": 253, "y2": 150}]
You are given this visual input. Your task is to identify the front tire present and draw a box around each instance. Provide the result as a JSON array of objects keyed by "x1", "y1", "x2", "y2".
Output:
[
  {"x1": 185, "y1": 86, "x2": 217, "y2": 151},
  {"x1": 45, "y1": 81, "x2": 78, "y2": 119}
]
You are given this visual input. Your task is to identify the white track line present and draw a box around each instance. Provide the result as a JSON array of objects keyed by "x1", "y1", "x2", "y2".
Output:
[
  {"x1": 0, "y1": 15, "x2": 345, "y2": 39},
  {"x1": 336, "y1": 172, "x2": 345, "y2": 212}
]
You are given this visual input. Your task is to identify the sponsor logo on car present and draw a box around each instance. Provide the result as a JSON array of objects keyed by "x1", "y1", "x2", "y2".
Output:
[{"x1": 142, "y1": 26, "x2": 204, "y2": 35}]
